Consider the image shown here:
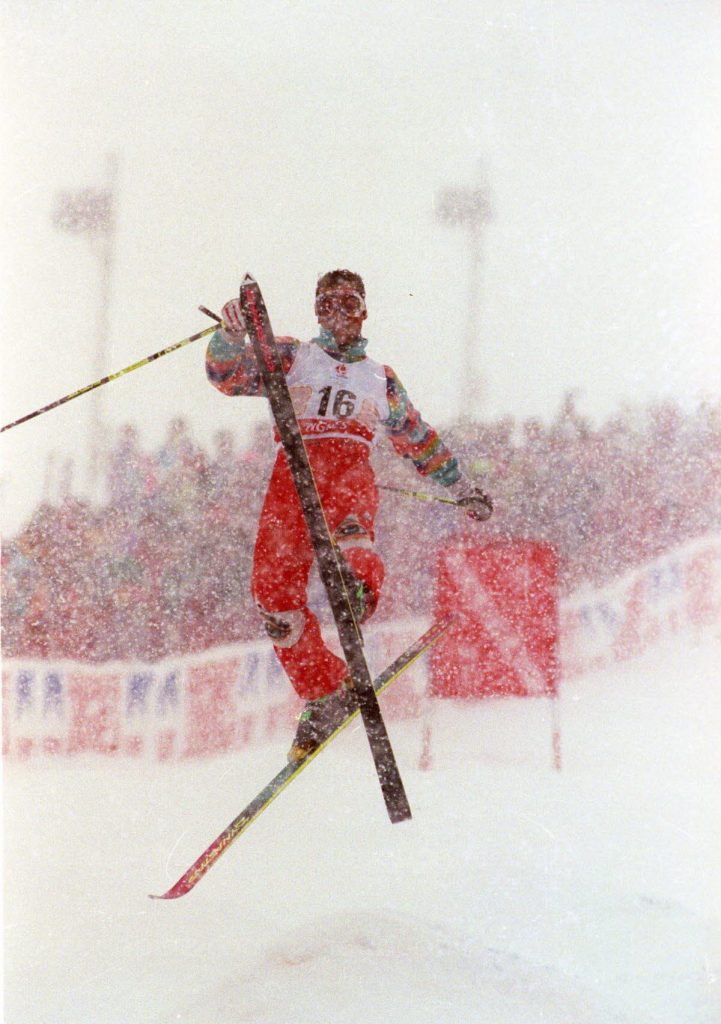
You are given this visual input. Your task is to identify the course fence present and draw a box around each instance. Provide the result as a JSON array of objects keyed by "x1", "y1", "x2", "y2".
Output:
[{"x1": 3, "y1": 534, "x2": 719, "y2": 760}]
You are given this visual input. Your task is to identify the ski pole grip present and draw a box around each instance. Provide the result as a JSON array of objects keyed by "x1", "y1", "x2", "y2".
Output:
[{"x1": 199, "y1": 306, "x2": 223, "y2": 324}]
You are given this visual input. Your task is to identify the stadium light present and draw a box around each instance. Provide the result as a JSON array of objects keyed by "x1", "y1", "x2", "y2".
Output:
[
  {"x1": 435, "y1": 183, "x2": 492, "y2": 422},
  {"x1": 52, "y1": 153, "x2": 119, "y2": 498}
]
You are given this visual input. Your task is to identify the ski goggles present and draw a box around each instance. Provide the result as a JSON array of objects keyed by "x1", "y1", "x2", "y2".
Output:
[{"x1": 315, "y1": 291, "x2": 367, "y2": 318}]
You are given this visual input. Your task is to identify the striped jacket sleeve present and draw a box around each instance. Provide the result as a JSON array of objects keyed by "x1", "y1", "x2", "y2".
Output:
[
  {"x1": 205, "y1": 331, "x2": 300, "y2": 397},
  {"x1": 382, "y1": 365, "x2": 460, "y2": 486}
]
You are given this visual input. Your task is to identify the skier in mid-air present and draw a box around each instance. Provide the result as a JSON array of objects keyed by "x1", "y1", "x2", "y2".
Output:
[{"x1": 206, "y1": 269, "x2": 492, "y2": 762}]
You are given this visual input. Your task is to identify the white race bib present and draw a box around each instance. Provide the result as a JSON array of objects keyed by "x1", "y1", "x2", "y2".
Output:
[{"x1": 281, "y1": 343, "x2": 390, "y2": 446}]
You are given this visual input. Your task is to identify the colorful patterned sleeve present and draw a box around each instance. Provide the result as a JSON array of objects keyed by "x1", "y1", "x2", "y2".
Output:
[
  {"x1": 382, "y1": 365, "x2": 461, "y2": 486},
  {"x1": 205, "y1": 331, "x2": 300, "y2": 397}
]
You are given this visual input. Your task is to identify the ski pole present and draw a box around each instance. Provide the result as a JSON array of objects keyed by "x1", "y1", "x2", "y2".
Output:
[
  {"x1": 378, "y1": 483, "x2": 462, "y2": 507},
  {"x1": 1, "y1": 315, "x2": 222, "y2": 434}
]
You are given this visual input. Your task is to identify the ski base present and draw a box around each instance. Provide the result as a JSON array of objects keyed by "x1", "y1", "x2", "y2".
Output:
[{"x1": 150, "y1": 616, "x2": 452, "y2": 900}]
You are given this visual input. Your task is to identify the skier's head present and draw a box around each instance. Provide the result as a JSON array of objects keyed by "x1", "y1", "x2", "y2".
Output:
[
  {"x1": 316, "y1": 269, "x2": 365, "y2": 301},
  {"x1": 315, "y1": 269, "x2": 367, "y2": 347}
]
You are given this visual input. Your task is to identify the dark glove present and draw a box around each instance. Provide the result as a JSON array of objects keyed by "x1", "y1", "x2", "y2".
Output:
[
  {"x1": 449, "y1": 476, "x2": 493, "y2": 522},
  {"x1": 457, "y1": 487, "x2": 493, "y2": 522}
]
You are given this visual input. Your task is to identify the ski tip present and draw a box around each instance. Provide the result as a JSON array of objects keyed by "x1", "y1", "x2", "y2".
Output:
[
  {"x1": 148, "y1": 886, "x2": 187, "y2": 901},
  {"x1": 240, "y1": 273, "x2": 256, "y2": 286}
]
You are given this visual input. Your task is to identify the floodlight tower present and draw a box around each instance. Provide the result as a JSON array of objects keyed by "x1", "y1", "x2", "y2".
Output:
[
  {"x1": 52, "y1": 153, "x2": 119, "y2": 498},
  {"x1": 435, "y1": 184, "x2": 492, "y2": 422}
]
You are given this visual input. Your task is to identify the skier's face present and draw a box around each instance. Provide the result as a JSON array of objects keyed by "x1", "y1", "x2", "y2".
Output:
[{"x1": 315, "y1": 285, "x2": 367, "y2": 347}]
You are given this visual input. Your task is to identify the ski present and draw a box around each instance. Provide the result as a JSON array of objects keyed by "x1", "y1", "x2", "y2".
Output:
[
  {"x1": 238, "y1": 274, "x2": 411, "y2": 823},
  {"x1": 150, "y1": 616, "x2": 453, "y2": 900}
]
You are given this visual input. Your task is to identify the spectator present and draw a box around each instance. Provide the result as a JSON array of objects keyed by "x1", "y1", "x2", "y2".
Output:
[{"x1": 2, "y1": 399, "x2": 719, "y2": 662}]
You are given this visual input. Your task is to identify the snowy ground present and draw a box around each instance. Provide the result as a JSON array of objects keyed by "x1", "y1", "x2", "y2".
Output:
[{"x1": 4, "y1": 632, "x2": 720, "y2": 1024}]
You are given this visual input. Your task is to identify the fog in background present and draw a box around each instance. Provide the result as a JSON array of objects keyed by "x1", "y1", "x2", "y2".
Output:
[{"x1": 1, "y1": 0, "x2": 720, "y2": 534}]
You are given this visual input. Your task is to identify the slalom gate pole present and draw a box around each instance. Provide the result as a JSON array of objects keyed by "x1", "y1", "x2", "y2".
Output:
[
  {"x1": 550, "y1": 690, "x2": 562, "y2": 772},
  {"x1": 1, "y1": 317, "x2": 221, "y2": 434}
]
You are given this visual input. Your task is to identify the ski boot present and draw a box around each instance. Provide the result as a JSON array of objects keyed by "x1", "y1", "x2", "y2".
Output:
[{"x1": 287, "y1": 679, "x2": 357, "y2": 763}]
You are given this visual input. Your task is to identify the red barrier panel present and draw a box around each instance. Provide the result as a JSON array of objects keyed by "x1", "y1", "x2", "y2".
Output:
[
  {"x1": 183, "y1": 659, "x2": 240, "y2": 758},
  {"x1": 67, "y1": 671, "x2": 123, "y2": 754},
  {"x1": 431, "y1": 539, "x2": 560, "y2": 698}
]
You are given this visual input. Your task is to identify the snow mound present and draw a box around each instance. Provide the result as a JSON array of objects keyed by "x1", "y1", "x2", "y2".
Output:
[
  {"x1": 175, "y1": 910, "x2": 628, "y2": 1024},
  {"x1": 5, "y1": 633, "x2": 719, "y2": 1023}
]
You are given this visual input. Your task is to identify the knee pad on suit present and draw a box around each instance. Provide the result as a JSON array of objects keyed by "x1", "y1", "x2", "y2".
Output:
[
  {"x1": 256, "y1": 604, "x2": 305, "y2": 649},
  {"x1": 334, "y1": 514, "x2": 374, "y2": 551}
]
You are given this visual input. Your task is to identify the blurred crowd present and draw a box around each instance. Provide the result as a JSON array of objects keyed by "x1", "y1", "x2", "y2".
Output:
[{"x1": 3, "y1": 395, "x2": 720, "y2": 663}]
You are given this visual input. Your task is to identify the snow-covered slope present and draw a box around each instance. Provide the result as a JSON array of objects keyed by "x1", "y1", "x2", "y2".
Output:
[{"x1": 4, "y1": 633, "x2": 720, "y2": 1023}]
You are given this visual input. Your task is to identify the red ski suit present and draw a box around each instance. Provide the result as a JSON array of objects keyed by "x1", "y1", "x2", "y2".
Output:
[
  {"x1": 253, "y1": 436, "x2": 383, "y2": 699},
  {"x1": 206, "y1": 329, "x2": 461, "y2": 700}
]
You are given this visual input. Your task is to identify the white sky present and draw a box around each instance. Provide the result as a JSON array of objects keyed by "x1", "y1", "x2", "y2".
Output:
[{"x1": 1, "y1": 0, "x2": 720, "y2": 533}]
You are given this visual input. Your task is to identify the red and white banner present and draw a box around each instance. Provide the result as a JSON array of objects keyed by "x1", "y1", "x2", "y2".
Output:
[
  {"x1": 430, "y1": 539, "x2": 560, "y2": 699},
  {"x1": 560, "y1": 533, "x2": 721, "y2": 677},
  {"x1": 1, "y1": 620, "x2": 431, "y2": 761}
]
